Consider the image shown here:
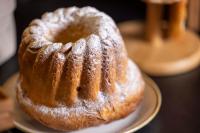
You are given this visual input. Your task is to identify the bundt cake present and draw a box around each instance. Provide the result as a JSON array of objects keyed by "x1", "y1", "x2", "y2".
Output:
[{"x1": 17, "y1": 6, "x2": 145, "y2": 131}]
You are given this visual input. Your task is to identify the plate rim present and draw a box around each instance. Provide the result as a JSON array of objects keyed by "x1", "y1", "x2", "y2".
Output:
[{"x1": 123, "y1": 74, "x2": 162, "y2": 133}]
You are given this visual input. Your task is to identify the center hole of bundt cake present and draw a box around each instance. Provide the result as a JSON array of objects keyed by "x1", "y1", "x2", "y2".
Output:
[{"x1": 51, "y1": 23, "x2": 91, "y2": 44}]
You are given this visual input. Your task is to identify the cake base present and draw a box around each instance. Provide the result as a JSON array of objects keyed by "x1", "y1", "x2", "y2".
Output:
[
  {"x1": 16, "y1": 60, "x2": 145, "y2": 131},
  {"x1": 118, "y1": 21, "x2": 200, "y2": 76}
]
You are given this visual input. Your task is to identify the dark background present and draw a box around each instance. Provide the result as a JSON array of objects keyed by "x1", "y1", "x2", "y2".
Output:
[
  {"x1": 1, "y1": 0, "x2": 200, "y2": 133},
  {"x1": 15, "y1": 0, "x2": 146, "y2": 46}
]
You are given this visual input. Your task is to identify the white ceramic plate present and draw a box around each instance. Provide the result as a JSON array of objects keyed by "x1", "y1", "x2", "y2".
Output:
[{"x1": 2, "y1": 74, "x2": 161, "y2": 133}]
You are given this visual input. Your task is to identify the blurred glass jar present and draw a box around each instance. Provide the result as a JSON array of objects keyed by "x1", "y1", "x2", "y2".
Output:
[{"x1": 0, "y1": 0, "x2": 16, "y2": 65}]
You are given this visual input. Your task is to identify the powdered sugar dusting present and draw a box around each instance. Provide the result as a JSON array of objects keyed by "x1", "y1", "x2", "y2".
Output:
[
  {"x1": 22, "y1": 6, "x2": 121, "y2": 55},
  {"x1": 18, "y1": 84, "x2": 107, "y2": 118},
  {"x1": 115, "y1": 60, "x2": 145, "y2": 101},
  {"x1": 18, "y1": 60, "x2": 144, "y2": 118},
  {"x1": 71, "y1": 39, "x2": 86, "y2": 55}
]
